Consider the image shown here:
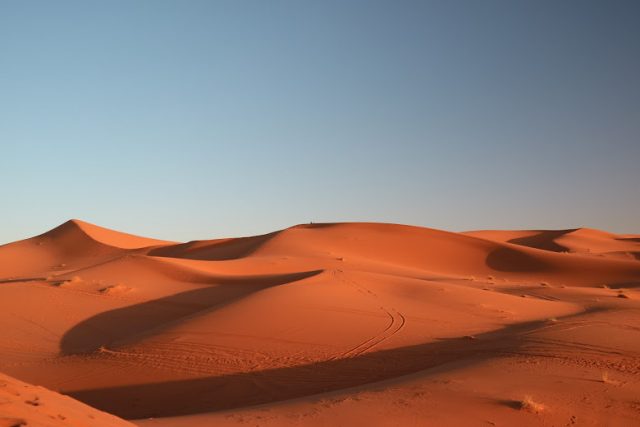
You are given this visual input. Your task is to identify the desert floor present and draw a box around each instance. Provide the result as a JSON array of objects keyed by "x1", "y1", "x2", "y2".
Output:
[{"x1": 1, "y1": 220, "x2": 639, "y2": 426}]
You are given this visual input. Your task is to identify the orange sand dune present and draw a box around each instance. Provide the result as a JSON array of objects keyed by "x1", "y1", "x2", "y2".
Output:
[
  {"x1": 466, "y1": 227, "x2": 640, "y2": 260},
  {"x1": 0, "y1": 371, "x2": 133, "y2": 427},
  {"x1": 0, "y1": 219, "x2": 173, "y2": 278},
  {"x1": 1, "y1": 220, "x2": 639, "y2": 426}
]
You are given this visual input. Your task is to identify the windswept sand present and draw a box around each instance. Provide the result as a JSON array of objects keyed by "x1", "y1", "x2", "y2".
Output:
[
  {"x1": 1, "y1": 220, "x2": 639, "y2": 426},
  {"x1": 0, "y1": 371, "x2": 134, "y2": 427}
]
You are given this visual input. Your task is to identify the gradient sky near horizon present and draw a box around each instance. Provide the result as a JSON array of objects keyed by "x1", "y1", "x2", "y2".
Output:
[{"x1": 1, "y1": 0, "x2": 639, "y2": 243}]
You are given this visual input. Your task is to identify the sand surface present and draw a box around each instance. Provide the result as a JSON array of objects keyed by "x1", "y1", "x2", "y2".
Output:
[
  {"x1": 0, "y1": 371, "x2": 134, "y2": 427},
  {"x1": 1, "y1": 220, "x2": 639, "y2": 426}
]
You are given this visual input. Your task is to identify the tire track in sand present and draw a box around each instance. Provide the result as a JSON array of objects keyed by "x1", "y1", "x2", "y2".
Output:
[{"x1": 329, "y1": 270, "x2": 406, "y2": 360}]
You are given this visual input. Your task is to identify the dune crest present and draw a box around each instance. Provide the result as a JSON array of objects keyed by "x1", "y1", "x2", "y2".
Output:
[
  {"x1": 466, "y1": 226, "x2": 640, "y2": 261},
  {"x1": 41, "y1": 219, "x2": 175, "y2": 250}
]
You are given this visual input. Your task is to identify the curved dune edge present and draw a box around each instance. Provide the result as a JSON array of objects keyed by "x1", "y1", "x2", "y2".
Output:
[
  {"x1": 0, "y1": 371, "x2": 134, "y2": 427},
  {"x1": 0, "y1": 219, "x2": 176, "y2": 278},
  {"x1": 0, "y1": 220, "x2": 639, "y2": 426},
  {"x1": 43, "y1": 219, "x2": 176, "y2": 250},
  {"x1": 465, "y1": 227, "x2": 640, "y2": 259}
]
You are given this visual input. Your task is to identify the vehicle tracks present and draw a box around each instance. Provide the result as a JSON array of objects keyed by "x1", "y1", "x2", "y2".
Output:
[{"x1": 329, "y1": 270, "x2": 406, "y2": 360}]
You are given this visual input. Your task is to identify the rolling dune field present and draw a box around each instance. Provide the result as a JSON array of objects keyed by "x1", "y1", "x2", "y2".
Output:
[{"x1": 1, "y1": 220, "x2": 639, "y2": 426}]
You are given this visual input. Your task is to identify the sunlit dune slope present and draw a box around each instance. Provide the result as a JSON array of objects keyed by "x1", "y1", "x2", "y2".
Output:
[
  {"x1": 0, "y1": 371, "x2": 134, "y2": 427},
  {"x1": 151, "y1": 222, "x2": 640, "y2": 285},
  {"x1": 0, "y1": 219, "x2": 174, "y2": 277}
]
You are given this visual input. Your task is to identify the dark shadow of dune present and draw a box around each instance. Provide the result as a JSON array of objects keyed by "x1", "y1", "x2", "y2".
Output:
[
  {"x1": 63, "y1": 314, "x2": 593, "y2": 420},
  {"x1": 59, "y1": 270, "x2": 322, "y2": 355},
  {"x1": 617, "y1": 237, "x2": 640, "y2": 243},
  {"x1": 507, "y1": 230, "x2": 576, "y2": 252},
  {"x1": 293, "y1": 223, "x2": 339, "y2": 229},
  {"x1": 497, "y1": 399, "x2": 525, "y2": 410},
  {"x1": 149, "y1": 223, "x2": 345, "y2": 261},
  {"x1": 65, "y1": 308, "x2": 612, "y2": 420},
  {"x1": 148, "y1": 232, "x2": 280, "y2": 261},
  {"x1": 0, "y1": 277, "x2": 47, "y2": 283},
  {"x1": 485, "y1": 247, "x2": 551, "y2": 272},
  {"x1": 604, "y1": 280, "x2": 640, "y2": 289}
]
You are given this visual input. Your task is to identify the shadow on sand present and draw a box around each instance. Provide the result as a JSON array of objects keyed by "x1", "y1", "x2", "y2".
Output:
[
  {"x1": 148, "y1": 232, "x2": 281, "y2": 261},
  {"x1": 485, "y1": 246, "x2": 552, "y2": 272},
  {"x1": 60, "y1": 270, "x2": 322, "y2": 355},
  {"x1": 507, "y1": 230, "x2": 575, "y2": 252},
  {"x1": 65, "y1": 317, "x2": 557, "y2": 419}
]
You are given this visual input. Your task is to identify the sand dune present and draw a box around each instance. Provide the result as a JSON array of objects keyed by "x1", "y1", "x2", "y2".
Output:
[
  {"x1": 466, "y1": 227, "x2": 640, "y2": 260},
  {"x1": 0, "y1": 371, "x2": 133, "y2": 427},
  {"x1": 0, "y1": 219, "x2": 172, "y2": 279},
  {"x1": 1, "y1": 220, "x2": 639, "y2": 426}
]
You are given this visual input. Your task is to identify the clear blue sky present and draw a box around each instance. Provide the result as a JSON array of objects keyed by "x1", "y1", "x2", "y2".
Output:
[{"x1": 1, "y1": 0, "x2": 639, "y2": 243}]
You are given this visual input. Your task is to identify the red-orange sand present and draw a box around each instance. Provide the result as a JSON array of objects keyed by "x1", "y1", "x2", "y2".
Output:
[{"x1": 1, "y1": 220, "x2": 639, "y2": 426}]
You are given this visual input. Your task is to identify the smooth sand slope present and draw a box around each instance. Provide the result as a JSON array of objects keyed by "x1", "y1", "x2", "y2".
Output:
[
  {"x1": 0, "y1": 220, "x2": 639, "y2": 426},
  {"x1": 0, "y1": 371, "x2": 133, "y2": 427}
]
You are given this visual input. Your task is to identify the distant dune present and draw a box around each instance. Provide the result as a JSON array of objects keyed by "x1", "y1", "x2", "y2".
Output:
[{"x1": 1, "y1": 220, "x2": 639, "y2": 426}]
